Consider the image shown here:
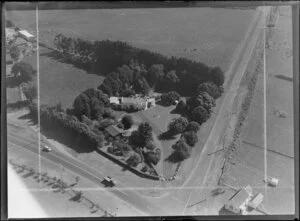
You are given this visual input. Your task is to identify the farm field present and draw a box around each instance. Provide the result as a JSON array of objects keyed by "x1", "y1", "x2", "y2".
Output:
[
  {"x1": 225, "y1": 6, "x2": 294, "y2": 215},
  {"x1": 22, "y1": 48, "x2": 104, "y2": 109},
  {"x1": 7, "y1": 7, "x2": 256, "y2": 71}
]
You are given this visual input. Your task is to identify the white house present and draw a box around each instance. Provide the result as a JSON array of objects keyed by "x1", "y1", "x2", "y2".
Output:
[
  {"x1": 109, "y1": 96, "x2": 156, "y2": 110},
  {"x1": 18, "y1": 30, "x2": 34, "y2": 42},
  {"x1": 225, "y1": 185, "x2": 253, "y2": 215}
]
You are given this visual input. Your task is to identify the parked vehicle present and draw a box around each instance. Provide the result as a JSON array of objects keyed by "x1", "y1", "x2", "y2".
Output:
[
  {"x1": 103, "y1": 176, "x2": 116, "y2": 186},
  {"x1": 41, "y1": 145, "x2": 52, "y2": 152}
]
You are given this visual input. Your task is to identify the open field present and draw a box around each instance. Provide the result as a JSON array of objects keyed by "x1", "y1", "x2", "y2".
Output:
[
  {"x1": 7, "y1": 7, "x2": 255, "y2": 71},
  {"x1": 224, "y1": 6, "x2": 294, "y2": 215}
]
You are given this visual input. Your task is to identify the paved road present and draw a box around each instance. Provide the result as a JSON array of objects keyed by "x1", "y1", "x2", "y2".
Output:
[
  {"x1": 181, "y1": 6, "x2": 272, "y2": 214},
  {"x1": 7, "y1": 130, "x2": 165, "y2": 216}
]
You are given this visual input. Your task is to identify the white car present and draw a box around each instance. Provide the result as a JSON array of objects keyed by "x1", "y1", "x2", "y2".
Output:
[
  {"x1": 104, "y1": 176, "x2": 116, "y2": 186},
  {"x1": 41, "y1": 145, "x2": 52, "y2": 152}
]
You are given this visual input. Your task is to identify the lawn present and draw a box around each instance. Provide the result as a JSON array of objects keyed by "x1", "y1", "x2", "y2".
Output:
[{"x1": 7, "y1": 7, "x2": 255, "y2": 71}]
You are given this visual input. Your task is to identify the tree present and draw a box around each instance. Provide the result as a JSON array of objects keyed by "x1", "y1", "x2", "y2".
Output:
[
  {"x1": 146, "y1": 149, "x2": 161, "y2": 165},
  {"x1": 171, "y1": 139, "x2": 191, "y2": 161},
  {"x1": 168, "y1": 117, "x2": 188, "y2": 135},
  {"x1": 6, "y1": 20, "x2": 14, "y2": 27},
  {"x1": 186, "y1": 92, "x2": 215, "y2": 113},
  {"x1": 138, "y1": 122, "x2": 153, "y2": 143},
  {"x1": 182, "y1": 131, "x2": 198, "y2": 147},
  {"x1": 164, "y1": 70, "x2": 180, "y2": 90},
  {"x1": 73, "y1": 93, "x2": 90, "y2": 119},
  {"x1": 186, "y1": 121, "x2": 200, "y2": 132},
  {"x1": 21, "y1": 81, "x2": 37, "y2": 102},
  {"x1": 197, "y1": 81, "x2": 222, "y2": 99},
  {"x1": 147, "y1": 64, "x2": 164, "y2": 87},
  {"x1": 190, "y1": 106, "x2": 209, "y2": 125},
  {"x1": 161, "y1": 91, "x2": 180, "y2": 106},
  {"x1": 126, "y1": 152, "x2": 141, "y2": 167},
  {"x1": 145, "y1": 141, "x2": 156, "y2": 151},
  {"x1": 129, "y1": 131, "x2": 144, "y2": 147},
  {"x1": 134, "y1": 77, "x2": 150, "y2": 96},
  {"x1": 9, "y1": 45, "x2": 21, "y2": 61},
  {"x1": 121, "y1": 115, "x2": 134, "y2": 130},
  {"x1": 210, "y1": 67, "x2": 225, "y2": 86},
  {"x1": 11, "y1": 62, "x2": 35, "y2": 84}
]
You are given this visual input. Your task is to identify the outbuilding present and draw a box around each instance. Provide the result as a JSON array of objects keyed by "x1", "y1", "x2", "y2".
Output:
[{"x1": 18, "y1": 30, "x2": 34, "y2": 42}]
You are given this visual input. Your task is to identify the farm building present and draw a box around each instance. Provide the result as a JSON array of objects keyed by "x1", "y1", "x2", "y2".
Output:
[
  {"x1": 18, "y1": 30, "x2": 35, "y2": 42},
  {"x1": 224, "y1": 185, "x2": 253, "y2": 215},
  {"x1": 248, "y1": 193, "x2": 264, "y2": 209},
  {"x1": 109, "y1": 96, "x2": 156, "y2": 110}
]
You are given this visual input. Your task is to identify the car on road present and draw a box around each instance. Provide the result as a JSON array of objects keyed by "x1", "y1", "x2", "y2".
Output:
[
  {"x1": 103, "y1": 176, "x2": 116, "y2": 187},
  {"x1": 41, "y1": 145, "x2": 52, "y2": 152}
]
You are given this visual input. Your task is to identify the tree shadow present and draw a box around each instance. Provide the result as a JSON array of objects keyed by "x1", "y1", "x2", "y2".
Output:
[
  {"x1": 40, "y1": 50, "x2": 99, "y2": 76},
  {"x1": 18, "y1": 112, "x2": 94, "y2": 154},
  {"x1": 274, "y1": 74, "x2": 293, "y2": 82},
  {"x1": 218, "y1": 206, "x2": 237, "y2": 216},
  {"x1": 164, "y1": 151, "x2": 183, "y2": 164},
  {"x1": 158, "y1": 131, "x2": 176, "y2": 140},
  {"x1": 69, "y1": 194, "x2": 81, "y2": 202},
  {"x1": 7, "y1": 100, "x2": 29, "y2": 110},
  {"x1": 18, "y1": 112, "x2": 37, "y2": 125}
]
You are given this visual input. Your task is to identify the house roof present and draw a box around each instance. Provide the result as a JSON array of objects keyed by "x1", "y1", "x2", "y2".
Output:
[
  {"x1": 105, "y1": 125, "x2": 124, "y2": 137},
  {"x1": 227, "y1": 186, "x2": 251, "y2": 208}
]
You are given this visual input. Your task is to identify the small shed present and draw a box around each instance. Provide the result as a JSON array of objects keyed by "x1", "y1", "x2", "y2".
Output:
[
  {"x1": 18, "y1": 30, "x2": 34, "y2": 42},
  {"x1": 248, "y1": 193, "x2": 264, "y2": 209},
  {"x1": 105, "y1": 125, "x2": 124, "y2": 137}
]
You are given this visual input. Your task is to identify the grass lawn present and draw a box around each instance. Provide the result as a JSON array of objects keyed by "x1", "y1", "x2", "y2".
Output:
[{"x1": 7, "y1": 7, "x2": 255, "y2": 71}]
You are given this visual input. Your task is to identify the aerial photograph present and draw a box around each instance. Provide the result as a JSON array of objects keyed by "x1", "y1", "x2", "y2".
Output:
[{"x1": 4, "y1": 1, "x2": 297, "y2": 218}]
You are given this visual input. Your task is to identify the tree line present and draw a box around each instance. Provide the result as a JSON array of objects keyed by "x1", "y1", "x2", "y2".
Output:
[{"x1": 53, "y1": 33, "x2": 225, "y2": 96}]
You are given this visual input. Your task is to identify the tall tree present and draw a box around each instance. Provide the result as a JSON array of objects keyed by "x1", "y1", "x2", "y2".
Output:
[{"x1": 210, "y1": 67, "x2": 225, "y2": 86}]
